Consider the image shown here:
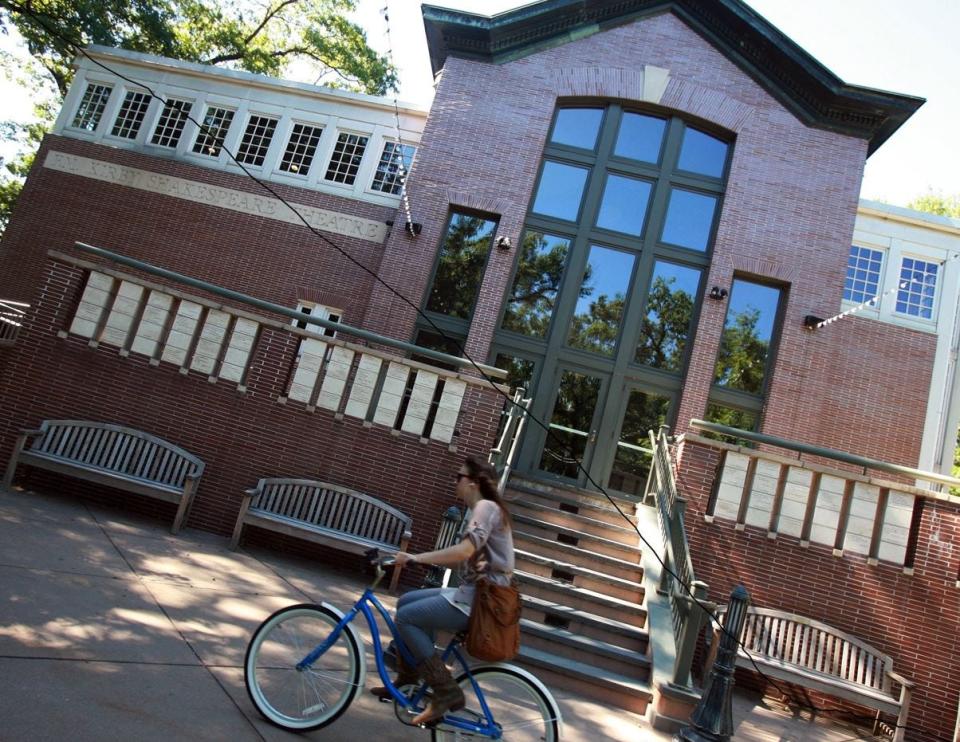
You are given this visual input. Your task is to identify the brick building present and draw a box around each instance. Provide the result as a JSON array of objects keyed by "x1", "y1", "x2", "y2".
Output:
[{"x1": 1, "y1": 1, "x2": 957, "y2": 740}]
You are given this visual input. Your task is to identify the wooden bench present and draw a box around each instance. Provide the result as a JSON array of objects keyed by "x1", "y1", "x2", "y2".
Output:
[
  {"x1": 3, "y1": 420, "x2": 205, "y2": 534},
  {"x1": 230, "y1": 477, "x2": 413, "y2": 592},
  {"x1": 710, "y1": 606, "x2": 914, "y2": 742}
]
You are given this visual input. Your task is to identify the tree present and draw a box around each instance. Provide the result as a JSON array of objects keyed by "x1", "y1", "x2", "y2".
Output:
[
  {"x1": 0, "y1": 0, "x2": 397, "y2": 232},
  {"x1": 907, "y1": 191, "x2": 960, "y2": 218},
  {"x1": 713, "y1": 307, "x2": 768, "y2": 394},
  {"x1": 635, "y1": 275, "x2": 695, "y2": 371}
]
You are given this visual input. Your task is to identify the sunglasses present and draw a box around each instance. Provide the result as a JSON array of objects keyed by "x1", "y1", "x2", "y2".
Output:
[{"x1": 454, "y1": 473, "x2": 473, "y2": 483}]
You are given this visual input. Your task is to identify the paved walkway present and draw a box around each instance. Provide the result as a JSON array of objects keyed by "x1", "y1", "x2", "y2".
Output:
[{"x1": 0, "y1": 485, "x2": 882, "y2": 741}]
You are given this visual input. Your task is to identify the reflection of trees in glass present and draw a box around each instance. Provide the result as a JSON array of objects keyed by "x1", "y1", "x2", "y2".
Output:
[
  {"x1": 426, "y1": 214, "x2": 496, "y2": 319},
  {"x1": 609, "y1": 390, "x2": 671, "y2": 494},
  {"x1": 540, "y1": 371, "x2": 600, "y2": 479},
  {"x1": 704, "y1": 403, "x2": 757, "y2": 447},
  {"x1": 713, "y1": 306, "x2": 769, "y2": 394},
  {"x1": 493, "y1": 354, "x2": 535, "y2": 396},
  {"x1": 501, "y1": 232, "x2": 569, "y2": 338},
  {"x1": 568, "y1": 294, "x2": 626, "y2": 355},
  {"x1": 635, "y1": 275, "x2": 695, "y2": 371}
]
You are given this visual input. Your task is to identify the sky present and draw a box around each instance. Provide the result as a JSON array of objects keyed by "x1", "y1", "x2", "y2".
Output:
[{"x1": 1, "y1": 0, "x2": 956, "y2": 207}]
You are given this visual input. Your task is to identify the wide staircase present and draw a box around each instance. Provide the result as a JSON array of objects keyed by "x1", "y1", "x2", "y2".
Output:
[{"x1": 505, "y1": 473, "x2": 654, "y2": 714}]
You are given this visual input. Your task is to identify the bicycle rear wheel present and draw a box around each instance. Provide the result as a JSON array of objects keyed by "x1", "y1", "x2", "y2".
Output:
[
  {"x1": 431, "y1": 666, "x2": 560, "y2": 741},
  {"x1": 244, "y1": 603, "x2": 362, "y2": 732}
]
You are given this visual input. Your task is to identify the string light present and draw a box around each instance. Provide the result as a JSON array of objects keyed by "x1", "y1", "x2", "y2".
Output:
[{"x1": 814, "y1": 251, "x2": 959, "y2": 330}]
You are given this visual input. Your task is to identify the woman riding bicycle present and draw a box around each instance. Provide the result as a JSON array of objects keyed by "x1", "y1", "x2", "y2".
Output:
[{"x1": 371, "y1": 455, "x2": 515, "y2": 726}]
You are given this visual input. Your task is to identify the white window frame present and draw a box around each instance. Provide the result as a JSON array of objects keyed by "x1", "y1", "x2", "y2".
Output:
[
  {"x1": 68, "y1": 81, "x2": 115, "y2": 134},
  {"x1": 107, "y1": 88, "x2": 153, "y2": 143},
  {"x1": 843, "y1": 244, "x2": 886, "y2": 309},
  {"x1": 293, "y1": 302, "x2": 342, "y2": 338},
  {"x1": 893, "y1": 253, "x2": 940, "y2": 322}
]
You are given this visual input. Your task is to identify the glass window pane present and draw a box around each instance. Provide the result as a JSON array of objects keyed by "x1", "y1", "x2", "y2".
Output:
[
  {"x1": 567, "y1": 245, "x2": 635, "y2": 356},
  {"x1": 614, "y1": 113, "x2": 666, "y2": 164},
  {"x1": 635, "y1": 261, "x2": 702, "y2": 372},
  {"x1": 531, "y1": 161, "x2": 589, "y2": 221},
  {"x1": 678, "y1": 127, "x2": 728, "y2": 177},
  {"x1": 550, "y1": 108, "x2": 603, "y2": 150},
  {"x1": 843, "y1": 245, "x2": 884, "y2": 303},
  {"x1": 661, "y1": 189, "x2": 717, "y2": 251},
  {"x1": 896, "y1": 257, "x2": 938, "y2": 319},
  {"x1": 425, "y1": 213, "x2": 498, "y2": 319},
  {"x1": 704, "y1": 403, "x2": 757, "y2": 446},
  {"x1": 501, "y1": 232, "x2": 571, "y2": 338},
  {"x1": 540, "y1": 370, "x2": 601, "y2": 478},
  {"x1": 411, "y1": 329, "x2": 464, "y2": 371},
  {"x1": 713, "y1": 279, "x2": 782, "y2": 394},
  {"x1": 595, "y1": 174, "x2": 652, "y2": 236},
  {"x1": 608, "y1": 389, "x2": 671, "y2": 496},
  {"x1": 493, "y1": 353, "x2": 536, "y2": 396}
]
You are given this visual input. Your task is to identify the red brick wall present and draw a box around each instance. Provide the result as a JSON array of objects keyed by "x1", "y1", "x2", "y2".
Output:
[
  {"x1": 0, "y1": 134, "x2": 394, "y2": 324},
  {"x1": 0, "y1": 237, "x2": 503, "y2": 566},
  {"x1": 677, "y1": 438, "x2": 960, "y2": 742}
]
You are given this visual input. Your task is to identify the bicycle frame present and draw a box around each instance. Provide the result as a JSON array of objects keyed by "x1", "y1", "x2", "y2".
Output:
[{"x1": 296, "y1": 585, "x2": 505, "y2": 738}]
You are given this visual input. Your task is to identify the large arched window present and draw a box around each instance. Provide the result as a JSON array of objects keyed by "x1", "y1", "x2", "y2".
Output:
[{"x1": 492, "y1": 103, "x2": 733, "y2": 493}]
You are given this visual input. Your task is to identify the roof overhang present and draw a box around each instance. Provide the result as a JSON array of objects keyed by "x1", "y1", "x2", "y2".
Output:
[{"x1": 422, "y1": 0, "x2": 924, "y2": 155}]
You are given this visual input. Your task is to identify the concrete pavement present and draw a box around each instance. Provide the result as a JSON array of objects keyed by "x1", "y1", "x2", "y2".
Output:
[{"x1": 0, "y1": 484, "x2": 882, "y2": 741}]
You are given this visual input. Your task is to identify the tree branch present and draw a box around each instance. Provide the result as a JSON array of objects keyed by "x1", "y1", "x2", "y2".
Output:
[{"x1": 243, "y1": 0, "x2": 300, "y2": 46}]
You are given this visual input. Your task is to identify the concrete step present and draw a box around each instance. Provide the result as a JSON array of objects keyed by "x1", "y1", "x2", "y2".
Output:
[
  {"x1": 515, "y1": 548, "x2": 644, "y2": 603},
  {"x1": 513, "y1": 530, "x2": 643, "y2": 582},
  {"x1": 513, "y1": 513, "x2": 643, "y2": 562},
  {"x1": 505, "y1": 481, "x2": 640, "y2": 528},
  {"x1": 517, "y1": 570, "x2": 647, "y2": 628},
  {"x1": 513, "y1": 644, "x2": 653, "y2": 715},
  {"x1": 521, "y1": 593, "x2": 649, "y2": 653},
  {"x1": 520, "y1": 618, "x2": 651, "y2": 679},
  {"x1": 510, "y1": 498, "x2": 641, "y2": 544}
]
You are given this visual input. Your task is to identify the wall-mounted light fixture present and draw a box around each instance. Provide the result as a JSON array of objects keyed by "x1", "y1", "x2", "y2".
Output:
[
  {"x1": 709, "y1": 286, "x2": 728, "y2": 300},
  {"x1": 406, "y1": 221, "x2": 423, "y2": 236},
  {"x1": 803, "y1": 315, "x2": 824, "y2": 330},
  {"x1": 496, "y1": 236, "x2": 512, "y2": 250}
]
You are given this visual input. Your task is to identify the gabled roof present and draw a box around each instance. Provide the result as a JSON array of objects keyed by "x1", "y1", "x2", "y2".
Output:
[{"x1": 421, "y1": 0, "x2": 924, "y2": 155}]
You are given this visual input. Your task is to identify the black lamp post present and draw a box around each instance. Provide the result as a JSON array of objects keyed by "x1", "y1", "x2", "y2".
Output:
[{"x1": 675, "y1": 584, "x2": 751, "y2": 742}]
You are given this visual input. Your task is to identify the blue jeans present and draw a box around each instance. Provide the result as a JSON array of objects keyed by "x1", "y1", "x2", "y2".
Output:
[{"x1": 395, "y1": 587, "x2": 469, "y2": 663}]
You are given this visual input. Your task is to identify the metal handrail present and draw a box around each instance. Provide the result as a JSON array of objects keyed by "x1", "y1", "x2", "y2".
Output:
[
  {"x1": 647, "y1": 425, "x2": 708, "y2": 688},
  {"x1": 490, "y1": 388, "x2": 532, "y2": 495},
  {"x1": 690, "y1": 418, "x2": 960, "y2": 489}
]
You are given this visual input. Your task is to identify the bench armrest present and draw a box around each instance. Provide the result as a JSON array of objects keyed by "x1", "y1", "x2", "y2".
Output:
[
  {"x1": 19, "y1": 428, "x2": 45, "y2": 438},
  {"x1": 886, "y1": 671, "x2": 914, "y2": 689},
  {"x1": 242, "y1": 487, "x2": 260, "y2": 498}
]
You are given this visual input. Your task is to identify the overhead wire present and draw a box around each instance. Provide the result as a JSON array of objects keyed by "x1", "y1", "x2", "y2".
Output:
[{"x1": 4, "y1": 2, "x2": 948, "y2": 738}]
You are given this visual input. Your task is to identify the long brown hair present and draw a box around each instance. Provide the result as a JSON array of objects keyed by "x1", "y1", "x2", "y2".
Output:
[{"x1": 464, "y1": 455, "x2": 511, "y2": 529}]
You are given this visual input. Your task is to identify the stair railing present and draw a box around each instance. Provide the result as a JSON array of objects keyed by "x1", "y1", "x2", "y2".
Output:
[
  {"x1": 489, "y1": 387, "x2": 533, "y2": 495},
  {"x1": 647, "y1": 425, "x2": 709, "y2": 688}
]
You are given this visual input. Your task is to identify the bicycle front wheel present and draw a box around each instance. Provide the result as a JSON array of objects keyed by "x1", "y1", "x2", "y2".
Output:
[
  {"x1": 244, "y1": 603, "x2": 362, "y2": 732},
  {"x1": 432, "y1": 666, "x2": 561, "y2": 742}
]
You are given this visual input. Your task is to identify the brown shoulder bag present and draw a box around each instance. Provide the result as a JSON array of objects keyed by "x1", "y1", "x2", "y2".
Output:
[{"x1": 465, "y1": 576, "x2": 521, "y2": 662}]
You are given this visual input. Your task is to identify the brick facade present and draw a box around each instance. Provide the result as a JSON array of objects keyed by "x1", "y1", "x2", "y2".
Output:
[{"x1": 677, "y1": 438, "x2": 959, "y2": 741}]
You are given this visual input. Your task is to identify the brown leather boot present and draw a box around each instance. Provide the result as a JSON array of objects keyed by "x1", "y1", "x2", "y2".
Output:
[
  {"x1": 370, "y1": 651, "x2": 419, "y2": 700},
  {"x1": 411, "y1": 654, "x2": 465, "y2": 725}
]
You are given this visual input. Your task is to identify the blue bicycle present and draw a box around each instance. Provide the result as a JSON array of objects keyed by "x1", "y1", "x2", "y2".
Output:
[{"x1": 244, "y1": 553, "x2": 562, "y2": 740}]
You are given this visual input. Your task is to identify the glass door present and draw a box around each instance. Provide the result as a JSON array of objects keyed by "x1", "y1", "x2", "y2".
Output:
[
  {"x1": 536, "y1": 367, "x2": 606, "y2": 486},
  {"x1": 603, "y1": 384, "x2": 672, "y2": 497}
]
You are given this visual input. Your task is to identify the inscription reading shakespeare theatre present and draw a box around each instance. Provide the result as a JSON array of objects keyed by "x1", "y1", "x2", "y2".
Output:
[{"x1": 44, "y1": 151, "x2": 389, "y2": 244}]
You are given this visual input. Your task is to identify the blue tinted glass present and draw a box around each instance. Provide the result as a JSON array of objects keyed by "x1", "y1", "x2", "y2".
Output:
[
  {"x1": 551, "y1": 108, "x2": 604, "y2": 150},
  {"x1": 532, "y1": 161, "x2": 589, "y2": 221},
  {"x1": 501, "y1": 232, "x2": 571, "y2": 338},
  {"x1": 595, "y1": 174, "x2": 652, "y2": 236},
  {"x1": 614, "y1": 113, "x2": 666, "y2": 163},
  {"x1": 661, "y1": 189, "x2": 717, "y2": 251},
  {"x1": 713, "y1": 279, "x2": 781, "y2": 393},
  {"x1": 677, "y1": 127, "x2": 728, "y2": 177},
  {"x1": 635, "y1": 261, "x2": 702, "y2": 371},
  {"x1": 567, "y1": 245, "x2": 635, "y2": 355}
]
